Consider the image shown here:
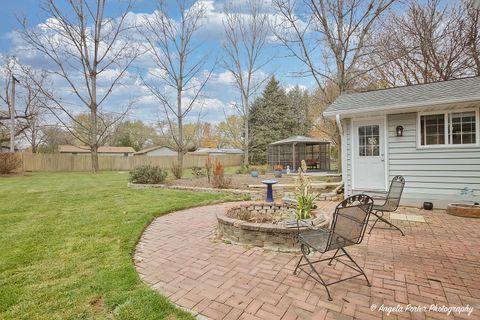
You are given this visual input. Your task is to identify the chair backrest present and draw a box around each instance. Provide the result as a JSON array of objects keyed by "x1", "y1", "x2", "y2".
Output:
[
  {"x1": 382, "y1": 176, "x2": 405, "y2": 211},
  {"x1": 326, "y1": 194, "x2": 374, "y2": 251}
]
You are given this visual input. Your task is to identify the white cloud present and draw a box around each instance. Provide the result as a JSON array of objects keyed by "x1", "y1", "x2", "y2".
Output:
[{"x1": 285, "y1": 83, "x2": 307, "y2": 93}]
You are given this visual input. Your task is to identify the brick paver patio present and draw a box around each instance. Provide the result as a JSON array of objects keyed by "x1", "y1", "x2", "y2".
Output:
[{"x1": 135, "y1": 201, "x2": 480, "y2": 320}]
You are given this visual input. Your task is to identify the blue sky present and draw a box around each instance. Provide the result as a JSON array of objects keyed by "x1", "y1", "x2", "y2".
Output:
[{"x1": 0, "y1": 0, "x2": 315, "y2": 125}]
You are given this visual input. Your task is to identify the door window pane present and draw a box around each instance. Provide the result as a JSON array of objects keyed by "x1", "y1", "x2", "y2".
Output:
[{"x1": 358, "y1": 125, "x2": 380, "y2": 156}]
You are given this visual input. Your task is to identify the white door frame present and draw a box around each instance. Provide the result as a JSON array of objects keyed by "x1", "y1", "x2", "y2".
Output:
[{"x1": 351, "y1": 116, "x2": 389, "y2": 191}]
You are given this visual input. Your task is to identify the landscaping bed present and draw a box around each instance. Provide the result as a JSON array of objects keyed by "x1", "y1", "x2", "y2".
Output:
[
  {"x1": 166, "y1": 173, "x2": 296, "y2": 189},
  {"x1": 167, "y1": 173, "x2": 340, "y2": 190}
]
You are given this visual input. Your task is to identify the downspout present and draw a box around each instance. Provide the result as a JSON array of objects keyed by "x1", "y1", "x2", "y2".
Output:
[{"x1": 335, "y1": 114, "x2": 345, "y2": 189}]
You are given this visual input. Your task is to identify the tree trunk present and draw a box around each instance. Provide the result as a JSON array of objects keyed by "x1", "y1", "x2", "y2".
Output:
[
  {"x1": 91, "y1": 144, "x2": 99, "y2": 173},
  {"x1": 90, "y1": 108, "x2": 99, "y2": 174},
  {"x1": 177, "y1": 88, "x2": 184, "y2": 176},
  {"x1": 90, "y1": 67, "x2": 99, "y2": 174},
  {"x1": 243, "y1": 93, "x2": 249, "y2": 165},
  {"x1": 31, "y1": 122, "x2": 37, "y2": 154},
  {"x1": 243, "y1": 116, "x2": 249, "y2": 165}
]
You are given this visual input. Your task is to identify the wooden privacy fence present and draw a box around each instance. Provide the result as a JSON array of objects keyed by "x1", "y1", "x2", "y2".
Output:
[{"x1": 20, "y1": 153, "x2": 243, "y2": 172}]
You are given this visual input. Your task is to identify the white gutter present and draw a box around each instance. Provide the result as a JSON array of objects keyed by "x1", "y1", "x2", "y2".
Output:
[{"x1": 324, "y1": 96, "x2": 480, "y2": 117}]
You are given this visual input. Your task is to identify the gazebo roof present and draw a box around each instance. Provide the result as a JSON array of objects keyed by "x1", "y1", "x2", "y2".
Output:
[{"x1": 268, "y1": 136, "x2": 330, "y2": 146}]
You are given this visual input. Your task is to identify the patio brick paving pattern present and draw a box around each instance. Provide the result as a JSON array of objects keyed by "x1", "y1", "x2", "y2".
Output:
[{"x1": 135, "y1": 202, "x2": 480, "y2": 320}]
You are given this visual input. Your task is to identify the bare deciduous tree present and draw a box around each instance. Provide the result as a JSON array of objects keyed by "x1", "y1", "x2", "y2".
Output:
[
  {"x1": 139, "y1": 0, "x2": 215, "y2": 175},
  {"x1": 0, "y1": 57, "x2": 49, "y2": 150},
  {"x1": 222, "y1": 0, "x2": 269, "y2": 165},
  {"x1": 463, "y1": 0, "x2": 480, "y2": 76},
  {"x1": 19, "y1": 67, "x2": 51, "y2": 153},
  {"x1": 19, "y1": 0, "x2": 139, "y2": 172},
  {"x1": 367, "y1": 0, "x2": 470, "y2": 87},
  {"x1": 272, "y1": 0, "x2": 396, "y2": 170}
]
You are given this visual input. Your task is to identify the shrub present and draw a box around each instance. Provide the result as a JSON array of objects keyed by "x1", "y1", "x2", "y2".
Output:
[
  {"x1": 129, "y1": 165, "x2": 168, "y2": 184},
  {"x1": 256, "y1": 165, "x2": 267, "y2": 175},
  {"x1": 170, "y1": 162, "x2": 183, "y2": 179},
  {"x1": 204, "y1": 156, "x2": 213, "y2": 183},
  {"x1": 0, "y1": 153, "x2": 22, "y2": 174},
  {"x1": 273, "y1": 164, "x2": 283, "y2": 171},
  {"x1": 191, "y1": 166, "x2": 205, "y2": 178},
  {"x1": 235, "y1": 164, "x2": 250, "y2": 174},
  {"x1": 212, "y1": 160, "x2": 232, "y2": 189}
]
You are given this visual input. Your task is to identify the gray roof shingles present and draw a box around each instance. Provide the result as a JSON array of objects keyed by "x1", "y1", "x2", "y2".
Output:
[{"x1": 324, "y1": 77, "x2": 480, "y2": 115}]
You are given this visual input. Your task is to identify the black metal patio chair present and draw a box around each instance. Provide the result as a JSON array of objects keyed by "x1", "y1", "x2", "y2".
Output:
[
  {"x1": 363, "y1": 175, "x2": 406, "y2": 236},
  {"x1": 293, "y1": 194, "x2": 374, "y2": 301}
]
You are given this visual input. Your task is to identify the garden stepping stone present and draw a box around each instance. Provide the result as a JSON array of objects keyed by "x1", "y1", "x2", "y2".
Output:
[{"x1": 390, "y1": 213, "x2": 425, "y2": 222}]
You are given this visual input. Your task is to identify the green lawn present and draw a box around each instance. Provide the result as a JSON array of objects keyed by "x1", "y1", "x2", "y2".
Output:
[{"x1": 0, "y1": 172, "x2": 232, "y2": 319}]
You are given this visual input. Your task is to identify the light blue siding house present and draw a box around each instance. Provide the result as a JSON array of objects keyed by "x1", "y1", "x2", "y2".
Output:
[{"x1": 324, "y1": 77, "x2": 480, "y2": 209}]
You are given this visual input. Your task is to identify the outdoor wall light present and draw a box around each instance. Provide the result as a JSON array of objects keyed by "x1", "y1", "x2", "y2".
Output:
[{"x1": 396, "y1": 125, "x2": 404, "y2": 137}]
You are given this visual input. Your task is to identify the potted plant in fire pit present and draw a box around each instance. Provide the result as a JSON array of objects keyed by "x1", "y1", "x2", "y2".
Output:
[
  {"x1": 273, "y1": 164, "x2": 283, "y2": 178},
  {"x1": 295, "y1": 160, "x2": 318, "y2": 220}
]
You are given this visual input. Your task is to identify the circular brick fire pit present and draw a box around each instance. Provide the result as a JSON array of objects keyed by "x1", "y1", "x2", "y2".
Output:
[{"x1": 216, "y1": 202, "x2": 326, "y2": 252}]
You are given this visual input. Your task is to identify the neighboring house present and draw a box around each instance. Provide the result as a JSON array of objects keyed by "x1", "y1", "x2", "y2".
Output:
[
  {"x1": 134, "y1": 146, "x2": 177, "y2": 156},
  {"x1": 324, "y1": 77, "x2": 480, "y2": 209},
  {"x1": 58, "y1": 145, "x2": 135, "y2": 156},
  {"x1": 193, "y1": 148, "x2": 244, "y2": 155}
]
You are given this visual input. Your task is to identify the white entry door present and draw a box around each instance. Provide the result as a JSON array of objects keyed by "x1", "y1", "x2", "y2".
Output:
[{"x1": 352, "y1": 119, "x2": 386, "y2": 190}]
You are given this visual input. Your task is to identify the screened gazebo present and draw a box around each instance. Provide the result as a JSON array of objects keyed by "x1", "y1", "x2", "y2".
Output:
[{"x1": 267, "y1": 136, "x2": 331, "y2": 171}]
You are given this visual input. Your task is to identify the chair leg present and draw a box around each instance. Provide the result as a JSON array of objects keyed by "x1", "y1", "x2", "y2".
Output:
[
  {"x1": 303, "y1": 250, "x2": 333, "y2": 301},
  {"x1": 369, "y1": 211, "x2": 405, "y2": 236},
  {"x1": 368, "y1": 211, "x2": 381, "y2": 234},
  {"x1": 328, "y1": 248, "x2": 340, "y2": 266},
  {"x1": 293, "y1": 254, "x2": 303, "y2": 275},
  {"x1": 341, "y1": 248, "x2": 371, "y2": 287},
  {"x1": 296, "y1": 244, "x2": 333, "y2": 300}
]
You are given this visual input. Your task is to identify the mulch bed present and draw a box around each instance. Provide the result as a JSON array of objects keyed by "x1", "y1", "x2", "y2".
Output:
[{"x1": 167, "y1": 173, "x2": 340, "y2": 191}]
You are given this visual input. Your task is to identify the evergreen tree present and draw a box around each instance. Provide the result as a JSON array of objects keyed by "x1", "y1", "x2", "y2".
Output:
[
  {"x1": 248, "y1": 76, "x2": 294, "y2": 164},
  {"x1": 286, "y1": 86, "x2": 310, "y2": 136}
]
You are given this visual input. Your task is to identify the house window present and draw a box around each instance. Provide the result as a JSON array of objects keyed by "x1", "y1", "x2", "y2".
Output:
[
  {"x1": 358, "y1": 125, "x2": 380, "y2": 156},
  {"x1": 449, "y1": 111, "x2": 476, "y2": 144},
  {"x1": 420, "y1": 114, "x2": 445, "y2": 145},
  {"x1": 420, "y1": 110, "x2": 477, "y2": 146}
]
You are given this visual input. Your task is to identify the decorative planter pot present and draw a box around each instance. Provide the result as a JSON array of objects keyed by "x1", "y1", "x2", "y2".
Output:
[
  {"x1": 423, "y1": 202, "x2": 433, "y2": 210},
  {"x1": 274, "y1": 170, "x2": 282, "y2": 178},
  {"x1": 251, "y1": 171, "x2": 259, "y2": 177}
]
